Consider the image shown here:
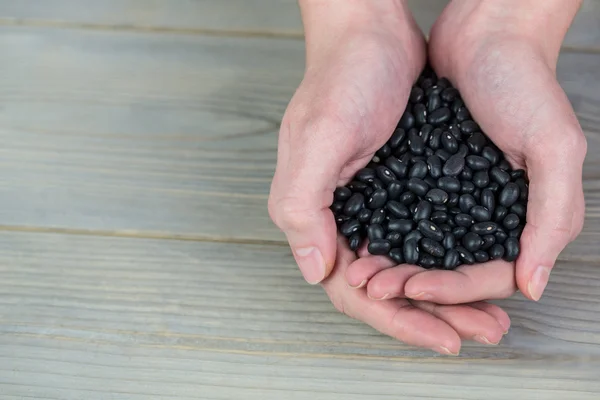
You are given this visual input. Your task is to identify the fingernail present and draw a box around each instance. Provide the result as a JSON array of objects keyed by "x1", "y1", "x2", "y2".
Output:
[
  {"x1": 473, "y1": 335, "x2": 498, "y2": 345},
  {"x1": 348, "y1": 280, "x2": 367, "y2": 289},
  {"x1": 503, "y1": 329, "x2": 509, "y2": 335},
  {"x1": 294, "y1": 247, "x2": 325, "y2": 284},
  {"x1": 435, "y1": 346, "x2": 459, "y2": 356},
  {"x1": 528, "y1": 265, "x2": 551, "y2": 301},
  {"x1": 406, "y1": 291, "x2": 432, "y2": 300},
  {"x1": 368, "y1": 292, "x2": 390, "y2": 301}
]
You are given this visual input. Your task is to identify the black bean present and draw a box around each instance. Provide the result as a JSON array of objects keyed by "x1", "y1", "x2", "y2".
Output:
[
  {"x1": 424, "y1": 176, "x2": 437, "y2": 189},
  {"x1": 424, "y1": 147, "x2": 435, "y2": 157},
  {"x1": 407, "y1": 178, "x2": 429, "y2": 196},
  {"x1": 510, "y1": 169, "x2": 526, "y2": 180},
  {"x1": 370, "y1": 208, "x2": 386, "y2": 225},
  {"x1": 420, "y1": 238, "x2": 446, "y2": 257},
  {"x1": 387, "y1": 181, "x2": 404, "y2": 200},
  {"x1": 510, "y1": 203, "x2": 526, "y2": 219},
  {"x1": 447, "y1": 192, "x2": 460, "y2": 207},
  {"x1": 452, "y1": 226, "x2": 468, "y2": 239},
  {"x1": 503, "y1": 213, "x2": 520, "y2": 230},
  {"x1": 386, "y1": 200, "x2": 411, "y2": 218},
  {"x1": 330, "y1": 201, "x2": 344, "y2": 215},
  {"x1": 427, "y1": 155, "x2": 443, "y2": 179},
  {"x1": 348, "y1": 232, "x2": 362, "y2": 251},
  {"x1": 386, "y1": 232, "x2": 403, "y2": 247},
  {"x1": 482, "y1": 234, "x2": 496, "y2": 250},
  {"x1": 403, "y1": 239, "x2": 420, "y2": 264},
  {"x1": 419, "y1": 254, "x2": 441, "y2": 269},
  {"x1": 335, "y1": 215, "x2": 350, "y2": 225},
  {"x1": 420, "y1": 124, "x2": 433, "y2": 141},
  {"x1": 456, "y1": 143, "x2": 469, "y2": 158},
  {"x1": 443, "y1": 249, "x2": 460, "y2": 270},
  {"x1": 481, "y1": 189, "x2": 495, "y2": 214},
  {"x1": 490, "y1": 166, "x2": 511, "y2": 186},
  {"x1": 394, "y1": 142, "x2": 409, "y2": 156},
  {"x1": 431, "y1": 211, "x2": 449, "y2": 224},
  {"x1": 443, "y1": 154, "x2": 465, "y2": 176},
  {"x1": 371, "y1": 179, "x2": 385, "y2": 190},
  {"x1": 459, "y1": 194, "x2": 477, "y2": 213},
  {"x1": 467, "y1": 132, "x2": 486, "y2": 154},
  {"x1": 509, "y1": 225, "x2": 524, "y2": 238},
  {"x1": 385, "y1": 156, "x2": 408, "y2": 178},
  {"x1": 417, "y1": 219, "x2": 444, "y2": 242},
  {"x1": 438, "y1": 177, "x2": 461, "y2": 193},
  {"x1": 456, "y1": 246, "x2": 475, "y2": 265},
  {"x1": 427, "y1": 94, "x2": 442, "y2": 113},
  {"x1": 442, "y1": 233, "x2": 456, "y2": 250},
  {"x1": 460, "y1": 120, "x2": 480, "y2": 134},
  {"x1": 387, "y1": 219, "x2": 414, "y2": 235},
  {"x1": 399, "y1": 110, "x2": 415, "y2": 130},
  {"x1": 494, "y1": 229, "x2": 508, "y2": 245},
  {"x1": 413, "y1": 200, "x2": 433, "y2": 221},
  {"x1": 399, "y1": 191, "x2": 416, "y2": 205},
  {"x1": 463, "y1": 232, "x2": 483, "y2": 252},
  {"x1": 493, "y1": 206, "x2": 508, "y2": 223},
  {"x1": 368, "y1": 239, "x2": 392, "y2": 255},
  {"x1": 376, "y1": 166, "x2": 396, "y2": 185},
  {"x1": 357, "y1": 208, "x2": 372, "y2": 223},
  {"x1": 440, "y1": 224, "x2": 452, "y2": 233},
  {"x1": 441, "y1": 132, "x2": 459, "y2": 153},
  {"x1": 482, "y1": 146, "x2": 500, "y2": 165},
  {"x1": 441, "y1": 87, "x2": 459, "y2": 102},
  {"x1": 409, "y1": 160, "x2": 428, "y2": 179},
  {"x1": 367, "y1": 189, "x2": 388, "y2": 210},
  {"x1": 460, "y1": 180, "x2": 476, "y2": 194},
  {"x1": 448, "y1": 207, "x2": 461, "y2": 216},
  {"x1": 376, "y1": 144, "x2": 391, "y2": 159},
  {"x1": 389, "y1": 248, "x2": 405, "y2": 263},
  {"x1": 471, "y1": 222, "x2": 499, "y2": 235},
  {"x1": 408, "y1": 131, "x2": 425, "y2": 155},
  {"x1": 489, "y1": 244, "x2": 505, "y2": 259},
  {"x1": 460, "y1": 166, "x2": 473, "y2": 180},
  {"x1": 367, "y1": 224, "x2": 385, "y2": 241},
  {"x1": 466, "y1": 155, "x2": 491, "y2": 171},
  {"x1": 334, "y1": 187, "x2": 352, "y2": 202},
  {"x1": 503, "y1": 238, "x2": 520, "y2": 261},
  {"x1": 429, "y1": 128, "x2": 443, "y2": 149},
  {"x1": 470, "y1": 205, "x2": 491, "y2": 222},
  {"x1": 515, "y1": 178, "x2": 529, "y2": 201},
  {"x1": 428, "y1": 107, "x2": 451, "y2": 125},
  {"x1": 451, "y1": 98, "x2": 464, "y2": 114},
  {"x1": 340, "y1": 219, "x2": 361, "y2": 236},
  {"x1": 473, "y1": 170, "x2": 490, "y2": 188},
  {"x1": 409, "y1": 86, "x2": 424, "y2": 103},
  {"x1": 404, "y1": 230, "x2": 424, "y2": 245},
  {"x1": 356, "y1": 168, "x2": 376, "y2": 183},
  {"x1": 455, "y1": 106, "x2": 470, "y2": 122},
  {"x1": 497, "y1": 159, "x2": 511, "y2": 171},
  {"x1": 426, "y1": 188, "x2": 449, "y2": 205},
  {"x1": 473, "y1": 189, "x2": 481, "y2": 200},
  {"x1": 420, "y1": 77, "x2": 434, "y2": 90},
  {"x1": 474, "y1": 250, "x2": 490, "y2": 263},
  {"x1": 344, "y1": 193, "x2": 365, "y2": 216},
  {"x1": 487, "y1": 182, "x2": 500, "y2": 193},
  {"x1": 455, "y1": 213, "x2": 474, "y2": 227},
  {"x1": 499, "y1": 182, "x2": 520, "y2": 207},
  {"x1": 413, "y1": 103, "x2": 427, "y2": 126},
  {"x1": 400, "y1": 152, "x2": 413, "y2": 165},
  {"x1": 389, "y1": 128, "x2": 406, "y2": 149},
  {"x1": 435, "y1": 149, "x2": 451, "y2": 162}
]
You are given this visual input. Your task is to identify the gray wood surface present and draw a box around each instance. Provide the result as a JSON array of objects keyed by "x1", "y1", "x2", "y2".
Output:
[{"x1": 0, "y1": 0, "x2": 599, "y2": 398}]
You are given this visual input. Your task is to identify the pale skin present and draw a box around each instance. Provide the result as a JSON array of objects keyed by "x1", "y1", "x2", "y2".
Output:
[{"x1": 268, "y1": 0, "x2": 586, "y2": 355}]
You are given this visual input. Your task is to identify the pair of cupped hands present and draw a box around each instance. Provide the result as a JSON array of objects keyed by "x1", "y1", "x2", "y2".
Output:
[{"x1": 268, "y1": 0, "x2": 587, "y2": 355}]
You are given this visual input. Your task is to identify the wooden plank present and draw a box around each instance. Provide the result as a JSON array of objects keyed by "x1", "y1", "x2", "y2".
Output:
[
  {"x1": 0, "y1": 26, "x2": 599, "y2": 244},
  {"x1": 1, "y1": 231, "x2": 600, "y2": 398},
  {"x1": 0, "y1": 0, "x2": 597, "y2": 49}
]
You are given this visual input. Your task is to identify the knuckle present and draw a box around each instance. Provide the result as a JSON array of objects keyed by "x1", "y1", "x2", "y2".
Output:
[{"x1": 269, "y1": 195, "x2": 311, "y2": 231}]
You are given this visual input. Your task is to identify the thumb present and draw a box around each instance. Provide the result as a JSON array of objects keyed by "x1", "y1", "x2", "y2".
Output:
[
  {"x1": 516, "y1": 135, "x2": 586, "y2": 301},
  {"x1": 269, "y1": 118, "x2": 354, "y2": 284}
]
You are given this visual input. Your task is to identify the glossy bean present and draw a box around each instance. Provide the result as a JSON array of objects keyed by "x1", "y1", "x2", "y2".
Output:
[
  {"x1": 409, "y1": 160, "x2": 428, "y2": 179},
  {"x1": 403, "y1": 239, "x2": 420, "y2": 264},
  {"x1": 448, "y1": 192, "x2": 460, "y2": 207},
  {"x1": 427, "y1": 155, "x2": 443, "y2": 179},
  {"x1": 503, "y1": 237, "x2": 520, "y2": 261},
  {"x1": 443, "y1": 249, "x2": 460, "y2": 269},
  {"x1": 385, "y1": 156, "x2": 408, "y2": 178},
  {"x1": 503, "y1": 213, "x2": 520, "y2": 230},
  {"x1": 420, "y1": 238, "x2": 446, "y2": 257},
  {"x1": 460, "y1": 181, "x2": 475, "y2": 194},
  {"x1": 441, "y1": 132, "x2": 459, "y2": 153},
  {"x1": 455, "y1": 213, "x2": 474, "y2": 227},
  {"x1": 460, "y1": 120, "x2": 479, "y2": 134},
  {"x1": 368, "y1": 239, "x2": 392, "y2": 256},
  {"x1": 473, "y1": 170, "x2": 490, "y2": 188},
  {"x1": 481, "y1": 189, "x2": 495, "y2": 214},
  {"x1": 499, "y1": 182, "x2": 520, "y2": 207},
  {"x1": 431, "y1": 211, "x2": 449, "y2": 225},
  {"x1": 340, "y1": 219, "x2": 361, "y2": 236},
  {"x1": 459, "y1": 194, "x2": 477, "y2": 213},
  {"x1": 490, "y1": 166, "x2": 511, "y2": 186},
  {"x1": 367, "y1": 189, "x2": 388, "y2": 210},
  {"x1": 425, "y1": 188, "x2": 449, "y2": 205},
  {"x1": 443, "y1": 233, "x2": 456, "y2": 250},
  {"x1": 413, "y1": 200, "x2": 433, "y2": 221},
  {"x1": 387, "y1": 181, "x2": 404, "y2": 200},
  {"x1": 437, "y1": 176, "x2": 461, "y2": 193},
  {"x1": 407, "y1": 178, "x2": 429, "y2": 196},
  {"x1": 442, "y1": 154, "x2": 465, "y2": 176},
  {"x1": 435, "y1": 149, "x2": 451, "y2": 162},
  {"x1": 417, "y1": 219, "x2": 445, "y2": 242},
  {"x1": 474, "y1": 251, "x2": 489, "y2": 263},
  {"x1": 429, "y1": 128, "x2": 443, "y2": 149},
  {"x1": 470, "y1": 205, "x2": 491, "y2": 222},
  {"x1": 387, "y1": 219, "x2": 414, "y2": 235},
  {"x1": 386, "y1": 232, "x2": 403, "y2": 247},
  {"x1": 357, "y1": 208, "x2": 372, "y2": 223},
  {"x1": 399, "y1": 191, "x2": 416, "y2": 205},
  {"x1": 471, "y1": 222, "x2": 499, "y2": 235},
  {"x1": 466, "y1": 155, "x2": 491, "y2": 170},
  {"x1": 467, "y1": 132, "x2": 486, "y2": 154},
  {"x1": 388, "y1": 248, "x2": 405, "y2": 264},
  {"x1": 389, "y1": 128, "x2": 406, "y2": 149},
  {"x1": 481, "y1": 234, "x2": 496, "y2": 250},
  {"x1": 334, "y1": 187, "x2": 352, "y2": 202},
  {"x1": 399, "y1": 110, "x2": 415, "y2": 130},
  {"x1": 386, "y1": 200, "x2": 411, "y2": 218},
  {"x1": 482, "y1": 146, "x2": 500, "y2": 165},
  {"x1": 456, "y1": 246, "x2": 475, "y2": 265},
  {"x1": 344, "y1": 193, "x2": 365, "y2": 216},
  {"x1": 348, "y1": 233, "x2": 362, "y2": 251},
  {"x1": 489, "y1": 244, "x2": 505, "y2": 259},
  {"x1": 510, "y1": 203, "x2": 526, "y2": 219},
  {"x1": 452, "y1": 226, "x2": 468, "y2": 239},
  {"x1": 370, "y1": 208, "x2": 386, "y2": 225},
  {"x1": 413, "y1": 103, "x2": 427, "y2": 126},
  {"x1": 463, "y1": 232, "x2": 483, "y2": 252},
  {"x1": 428, "y1": 107, "x2": 451, "y2": 125}
]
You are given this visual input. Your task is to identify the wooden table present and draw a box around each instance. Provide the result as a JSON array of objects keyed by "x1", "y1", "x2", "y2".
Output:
[{"x1": 1, "y1": 1, "x2": 599, "y2": 398}]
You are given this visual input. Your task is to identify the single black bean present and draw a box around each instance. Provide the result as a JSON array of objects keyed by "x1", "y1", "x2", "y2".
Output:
[
  {"x1": 386, "y1": 201, "x2": 410, "y2": 218},
  {"x1": 356, "y1": 168, "x2": 376, "y2": 183},
  {"x1": 460, "y1": 181, "x2": 475, "y2": 194},
  {"x1": 493, "y1": 206, "x2": 508, "y2": 223},
  {"x1": 426, "y1": 188, "x2": 449, "y2": 205},
  {"x1": 449, "y1": 207, "x2": 461, "y2": 216},
  {"x1": 466, "y1": 155, "x2": 491, "y2": 171},
  {"x1": 408, "y1": 131, "x2": 425, "y2": 155},
  {"x1": 335, "y1": 215, "x2": 349, "y2": 225},
  {"x1": 394, "y1": 142, "x2": 409, "y2": 156},
  {"x1": 428, "y1": 107, "x2": 451, "y2": 125},
  {"x1": 420, "y1": 77, "x2": 434, "y2": 90},
  {"x1": 413, "y1": 103, "x2": 427, "y2": 126},
  {"x1": 370, "y1": 208, "x2": 386, "y2": 225},
  {"x1": 404, "y1": 230, "x2": 424, "y2": 245},
  {"x1": 482, "y1": 146, "x2": 500, "y2": 165},
  {"x1": 467, "y1": 132, "x2": 487, "y2": 154},
  {"x1": 447, "y1": 219, "x2": 457, "y2": 228},
  {"x1": 510, "y1": 169, "x2": 526, "y2": 180},
  {"x1": 510, "y1": 203, "x2": 526, "y2": 219},
  {"x1": 451, "y1": 98, "x2": 464, "y2": 114},
  {"x1": 474, "y1": 251, "x2": 490, "y2": 263},
  {"x1": 403, "y1": 239, "x2": 420, "y2": 264},
  {"x1": 487, "y1": 182, "x2": 500, "y2": 193},
  {"x1": 429, "y1": 128, "x2": 443, "y2": 149},
  {"x1": 503, "y1": 237, "x2": 520, "y2": 261},
  {"x1": 470, "y1": 205, "x2": 491, "y2": 222},
  {"x1": 348, "y1": 232, "x2": 362, "y2": 251},
  {"x1": 400, "y1": 152, "x2": 413, "y2": 165},
  {"x1": 388, "y1": 248, "x2": 405, "y2": 263},
  {"x1": 371, "y1": 179, "x2": 385, "y2": 190},
  {"x1": 368, "y1": 239, "x2": 392, "y2": 256},
  {"x1": 330, "y1": 201, "x2": 344, "y2": 215},
  {"x1": 438, "y1": 176, "x2": 461, "y2": 193},
  {"x1": 443, "y1": 249, "x2": 460, "y2": 270},
  {"x1": 399, "y1": 110, "x2": 415, "y2": 130},
  {"x1": 443, "y1": 154, "x2": 465, "y2": 176},
  {"x1": 497, "y1": 159, "x2": 511, "y2": 171},
  {"x1": 424, "y1": 147, "x2": 434, "y2": 157},
  {"x1": 460, "y1": 120, "x2": 479, "y2": 134},
  {"x1": 441, "y1": 87, "x2": 459, "y2": 102},
  {"x1": 441, "y1": 132, "x2": 459, "y2": 153},
  {"x1": 409, "y1": 86, "x2": 424, "y2": 103},
  {"x1": 456, "y1": 143, "x2": 469, "y2": 158},
  {"x1": 509, "y1": 225, "x2": 524, "y2": 238},
  {"x1": 435, "y1": 149, "x2": 451, "y2": 162},
  {"x1": 367, "y1": 224, "x2": 385, "y2": 241},
  {"x1": 490, "y1": 166, "x2": 511, "y2": 186},
  {"x1": 442, "y1": 233, "x2": 456, "y2": 250},
  {"x1": 420, "y1": 238, "x2": 445, "y2": 257},
  {"x1": 503, "y1": 213, "x2": 520, "y2": 230},
  {"x1": 389, "y1": 128, "x2": 406, "y2": 149},
  {"x1": 431, "y1": 211, "x2": 449, "y2": 225},
  {"x1": 471, "y1": 222, "x2": 499, "y2": 235},
  {"x1": 387, "y1": 181, "x2": 404, "y2": 201},
  {"x1": 473, "y1": 189, "x2": 481, "y2": 200},
  {"x1": 413, "y1": 200, "x2": 433, "y2": 221},
  {"x1": 427, "y1": 94, "x2": 442, "y2": 113},
  {"x1": 460, "y1": 166, "x2": 473, "y2": 180},
  {"x1": 376, "y1": 144, "x2": 391, "y2": 159},
  {"x1": 427, "y1": 155, "x2": 443, "y2": 179},
  {"x1": 455, "y1": 213, "x2": 474, "y2": 227},
  {"x1": 515, "y1": 178, "x2": 529, "y2": 201},
  {"x1": 344, "y1": 193, "x2": 365, "y2": 216},
  {"x1": 447, "y1": 125, "x2": 461, "y2": 141},
  {"x1": 448, "y1": 192, "x2": 460, "y2": 207},
  {"x1": 452, "y1": 226, "x2": 468, "y2": 239},
  {"x1": 376, "y1": 166, "x2": 396, "y2": 185},
  {"x1": 334, "y1": 187, "x2": 352, "y2": 202},
  {"x1": 473, "y1": 170, "x2": 490, "y2": 188},
  {"x1": 424, "y1": 176, "x2": 437, "y2": 189},
  {"x1": 399, "y1": 191, "x2": 416, "y2": 205},
  {"x1": 387, "y1": 219, "x2": 414, "y2": 235},
  {"x1": 409, "y1": 160, "x2": 428, "y2": 179},
  {"x1": 433, "y1": 204, "x2": 448, "y2": 212},
  {"x1": 367, "y1": 189, "x2": 387, "y2": 210},
  {"x1": 420, "y1": 124, "x2": 433, "y2": 141},
  {"x1": 340, "y1": 219, "x2": 361, "y2": 236},
  {"x1": 481, "y1": 189, "x2": 495, "y2": 214},
  {"x1": 419, "y1": 254, "x2": 441, "y2": 269},
  {"x1": 456, "y1": 106, "x2": 471, "y2": 122},
  {"x1": 385, "y1": 156, "x2": 408, "y2": 179},
  {"x1": 417, "y1": 219, "x2": 445, "y2": 242},
  {"x1": 425, "y1": 83, "x2": 444, "y2": 96},
  {"x1": 463, "y1": 232, "x2": 483, "y2": 252},
  {"x1": 386, "y1": 232, "x2": 403, "y2": 247},
  {"x1": 499, "y1": 182, "x2": 520, "y2": 207},
  {"x1": 456, "y1": 246, "x2": 475, "y2": 265},
  {"x1": 364, "y1": 187, "x2": 374, "y2": 197},
  {"x1": 440, "y1": 224, "x2": 452, "y2": 233},
  {"x1": 407, "y1": 178, "x2": 429, "y2": 196},
  {"x1": 482, "y1": 234, "x2": 496, "y2": 250},
  {"x1": 357, "y1": 208, "x2": 372, "y2": 223},
  {"x1": 459, "y1": 194, "x2": 477, "y2": 213},
  {"x1": 494, "y1": 229, "x2": 508, "y2": 245},
  {"x1": 489, "y1": 244, "x2": 505, "y2": 259}
]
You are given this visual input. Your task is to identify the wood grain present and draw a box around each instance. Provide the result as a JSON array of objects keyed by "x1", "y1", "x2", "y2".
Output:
[{"x1": 1, "y1": 231, "x2": 600, "y2": 399}]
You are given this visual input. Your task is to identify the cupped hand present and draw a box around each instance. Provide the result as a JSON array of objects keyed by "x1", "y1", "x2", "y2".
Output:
[
  {"x1": 359, "y1": 0, "x2": 587, "y2": 306},
  {"x1": 269, "y1": 1, "x2": 509, "y2": 354}
]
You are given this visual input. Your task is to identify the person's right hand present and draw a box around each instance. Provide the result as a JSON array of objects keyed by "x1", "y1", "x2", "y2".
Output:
[{"x1": 268, "y1": 0, "x2": 510, "y2": 355}]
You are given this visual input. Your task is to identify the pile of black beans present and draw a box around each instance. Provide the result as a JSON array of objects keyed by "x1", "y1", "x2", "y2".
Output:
[{"x1": 331, "y1": 68, "x2": 528, "y2": 270}]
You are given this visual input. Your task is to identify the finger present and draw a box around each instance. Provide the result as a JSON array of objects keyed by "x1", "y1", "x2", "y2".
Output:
[
  {"x1": 323, "y1": 236, "x2": 462, "y2": 355},
  {"x1": 518, "y1": 131, "x2": 586, "y2": 300},
  {"x1": 411, "y1": 301, "x2": 505, "y2": 345},
  {"x1": 345, "y1": 256, "x2": 396, "y2": 289},
  {"x1": 469, "y1": 302, "x2": 511, "y2": 334},
  {"x1": 404, "y1": 260, "x2": 517, "y2": 304},
  {"x1": 366, "y1": 264, "x2": 425, "y2": 300}
]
